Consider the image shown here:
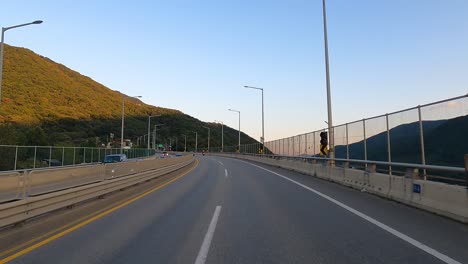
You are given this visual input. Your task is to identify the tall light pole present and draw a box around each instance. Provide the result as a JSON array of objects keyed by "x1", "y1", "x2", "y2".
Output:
[
  {"x1": 322, "y1": 0, "x2": 334, "y2": 162},
  {"x1": 228, "y1": 109, "x2": 241, "y2": 152},
  {"x1": 244, "y1": 85, "x2": 264, "y2": 153},
  {"x1": 203, "y1": 126, "x2": 210, "y2": 152},
  {"x1": 190, "y1": 131, "x2": 198, "y2": 152},
  {"x1": 121, "y1": 95, "x2": 142, "y2": 153},
  {"x1": 214, "y1": 120, "x2": 224, "y2": 152},
  {"x1": 181, "y1": 134, "x2": 187, "y2": 152},
  {"x1": 1, "y1": 20, "x2": 43, "y2": 103},
  {"x1": 153, "y1": 124, "x2": 165, "y2": 151},
  {"x1": 147, "y1": 115, "x2": 161, "y2": 150}
]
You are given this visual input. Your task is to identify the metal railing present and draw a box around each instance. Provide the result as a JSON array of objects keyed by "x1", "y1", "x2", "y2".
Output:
[
  {"x1": 0, "y1": 145, "x2": 158, "y2": 172},
  {"x1": 222, "y1": 94, "x2": 468, "y2": 184}
]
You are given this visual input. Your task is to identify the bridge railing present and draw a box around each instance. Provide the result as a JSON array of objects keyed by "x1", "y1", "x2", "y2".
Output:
[
  {"x1": 0, "y1": 153, "x2": 192, "y2": 204},
  {"x1": 0, "y1": 145, "x2": 158, "y2": 172},
  {"x1": 221, "y1": 94, "x2": 468, "y2": 184}
]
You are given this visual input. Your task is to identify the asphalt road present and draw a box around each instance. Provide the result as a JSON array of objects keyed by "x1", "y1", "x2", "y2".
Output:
[{"x1": 5, "y1": 156, "x2": 468, "y2": 264}]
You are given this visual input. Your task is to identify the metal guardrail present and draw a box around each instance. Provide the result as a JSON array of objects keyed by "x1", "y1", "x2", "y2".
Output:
[
  {"x1": 0, "y1": 156, "x2": 194, "y2": 228},
  {"x1": 223, "y1": 152, "x2": 467, "y2": 185},
  {"x1": 251, "y1": 154, "x2": 466, "y2": 173}
]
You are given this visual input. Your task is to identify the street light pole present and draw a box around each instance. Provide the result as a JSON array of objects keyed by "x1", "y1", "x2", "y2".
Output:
[
  {"x1": 147, "y1": 115, "x2": 161, "y2": 150},
  {"x1": 203, "y1": 126, "x2": 210, "y2": 152},
  {"x1": 1, "y1": 20, "x2": 43, "y2": 103},
  {"x1": 215, "y1": 120, "x2": 224, "y2": 152},
  {"x1": 153, "y1": 124, "x2": 165, "y2": 151},
  {"x1": 322, "y1": 0, "x2": 334, "y2": 163},
  {"x1": 244, "y1": 85, "x2": 265, "y2": 153},
  {"x1": 181, "y1": 134, "x2": 187, "y2": 152},
  {"x1": 190, "y1": 131, "x2": 198, "y2": 152},
  {"x1": 228, "y1": 109, "x2": 241, "y2": 152},
  {"x1": 121, "y1": 95, "x2": 142, "y2": 153}
]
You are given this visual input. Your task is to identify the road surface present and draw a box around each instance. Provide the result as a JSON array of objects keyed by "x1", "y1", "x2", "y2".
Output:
[{"x1": 3, "y1": 156, "x2": 468, "y2": 264}]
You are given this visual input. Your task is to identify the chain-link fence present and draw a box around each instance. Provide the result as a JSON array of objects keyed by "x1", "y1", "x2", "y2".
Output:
[
  {"x1": 235, "y1": 94, "x2": 468, "y2": 184},
  {"x1": 0, "y1": 146, "x2": 157, "y2": 172}
]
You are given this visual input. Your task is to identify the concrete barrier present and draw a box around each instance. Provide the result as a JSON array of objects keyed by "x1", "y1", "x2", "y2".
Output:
[
  {"x1": 29, "y1": 165, "x2": 104, "y2": 196},
  {"x1": 216, "y1": 154, "x2": 468, "y2": 223},
  {"x1": 0, "y1": 172, "x2": 22, "y2": 202},
  {"x1": 0, "y1": 157, "x2": 194, "y2": 228}
]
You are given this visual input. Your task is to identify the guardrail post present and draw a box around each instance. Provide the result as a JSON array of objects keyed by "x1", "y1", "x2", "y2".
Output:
[
  {"x1": 343, "y1": 161, "x2": 349, "y2": 168},
  {"x1": 33, "y1": 146, "x2": 37, "y2": 169},
  {"x1": 49, "y1": 146, "x2": 52, "y2": 167},
  {"x1": 14, "y1": 146, "x2": 18, "y2": 170}
]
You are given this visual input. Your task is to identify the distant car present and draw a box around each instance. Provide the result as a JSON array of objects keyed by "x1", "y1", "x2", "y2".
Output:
[
  {"x1": 158, "y1": 152, "x2": 169, "y2": 158},
  {"x1": 175, "y1": 153, "x2": 182, "y2": 157},
  {"x1": 103, "y1": 154, "x2": 128, "y2": 163}
]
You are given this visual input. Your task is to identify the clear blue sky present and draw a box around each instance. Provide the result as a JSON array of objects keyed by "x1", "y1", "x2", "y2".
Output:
[{"x1": 1, "y1": 0, "x2": 467, "y2": 142}]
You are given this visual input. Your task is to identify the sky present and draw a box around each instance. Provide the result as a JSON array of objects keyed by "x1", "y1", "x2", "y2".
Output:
[{"x1": 1, "y1": 0, "x2": 467, "y2": 143}]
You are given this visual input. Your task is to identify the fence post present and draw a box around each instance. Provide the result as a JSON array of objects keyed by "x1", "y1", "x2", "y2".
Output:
[
  {"x1": 298, "y1": 136, "x2": 301, "y2": 156},
  {"x1": 91, "y1": 148, "x2": 94, "y2": 163},
  {"x1": 62, "y1": 147, "x2": 65, "y2": 166},
  {"x1": 293, "y1": 137, "x2": 295, "y2": 156},
  {"x1": 73, "y1": 147, "x2": 76, "y2": 165},
  {"x1": 49, "y1": 146, "x2": 52, "y2": 167},
  {"x1": 14, "y1": 146, "x2": 18, "y2": 170},
  {"x1": 282, "y1": 139, "x2": 284, "y2": 155},
  {"x1": 346, "y1": 123, "x2": 349, "y2": 160},
  {"x1": 33, "y1": 146, "x2": 37, "y2": 169},
  {"x1": 363, "y1": 119, "x2": 367, "y2": 164},
  {"x1": 98, "y1": 148, "x2": 101, "y2": 162},
  {"x1": 305, "y1": 134, "x2": 308, "y2": 155},
  {"x1": 313, "y1": 132, "x2": 316, "y2": 156},
  {"x1": 386, "y1": 114, "x2": 392, "y2": 175},
  {"x1": 83, "y1": 148, "x2": 86, "y2": 164},
  {"x1": 418, "y1": 105, "x2": 427, "y2": 180}
]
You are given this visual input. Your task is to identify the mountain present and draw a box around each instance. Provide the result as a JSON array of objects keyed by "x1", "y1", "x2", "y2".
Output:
[
  {"x1": 334, "y1": 116, "x2": 468, "y2": 168},
  {"x1": 0, "y1": 44, "x2": 258, "y2": 150}
]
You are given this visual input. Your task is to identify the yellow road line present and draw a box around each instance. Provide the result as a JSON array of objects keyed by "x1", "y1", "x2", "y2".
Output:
[{"x1": 0, "y1": 159, "x2": 198, "y2": 264}]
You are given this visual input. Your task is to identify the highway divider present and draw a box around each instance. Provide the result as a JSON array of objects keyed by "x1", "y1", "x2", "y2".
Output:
[
  {"x1": 0, "y1": 155, "x2": 194, "y2": 228},
  {"x1": 217, "y1": 153, "x2": 468, "y2": 224}
]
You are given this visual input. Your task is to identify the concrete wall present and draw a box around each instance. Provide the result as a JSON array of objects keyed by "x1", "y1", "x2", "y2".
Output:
[
  {"x1": 1, "y1": 156, "x2": 192, "y2": 201},
  {"x1": 218, "y1": 154, "x2": 468, "y2": 224}
]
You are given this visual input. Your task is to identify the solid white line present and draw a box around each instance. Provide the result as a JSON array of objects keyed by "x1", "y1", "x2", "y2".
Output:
[
  {"x1": 224, "y1": 169, "x2": 228, "y2": 177},
  {"x1": 194, "y1": 205, "x2": 222, "y2": 264},
  {"x1": 242, "y1": 161, "x2": 461, "y2": 264}
]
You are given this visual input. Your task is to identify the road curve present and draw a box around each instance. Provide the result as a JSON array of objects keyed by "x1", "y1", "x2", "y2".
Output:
[{"x1": 4, "y1": 156, "x2": 468, "y2": 264}]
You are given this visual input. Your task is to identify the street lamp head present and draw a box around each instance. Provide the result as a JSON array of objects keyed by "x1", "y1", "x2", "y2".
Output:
[
  {"x1": 134, "y1": 96, "x2": 142, "y2": 98},
  {"x1": 32, "y1": 20, "x2": 43, "y2": 24}
]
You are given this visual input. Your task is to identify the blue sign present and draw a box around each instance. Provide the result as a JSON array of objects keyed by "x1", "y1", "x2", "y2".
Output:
[{"x1": 413, "y1": 184, "x2": 421, "y2": 193}]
